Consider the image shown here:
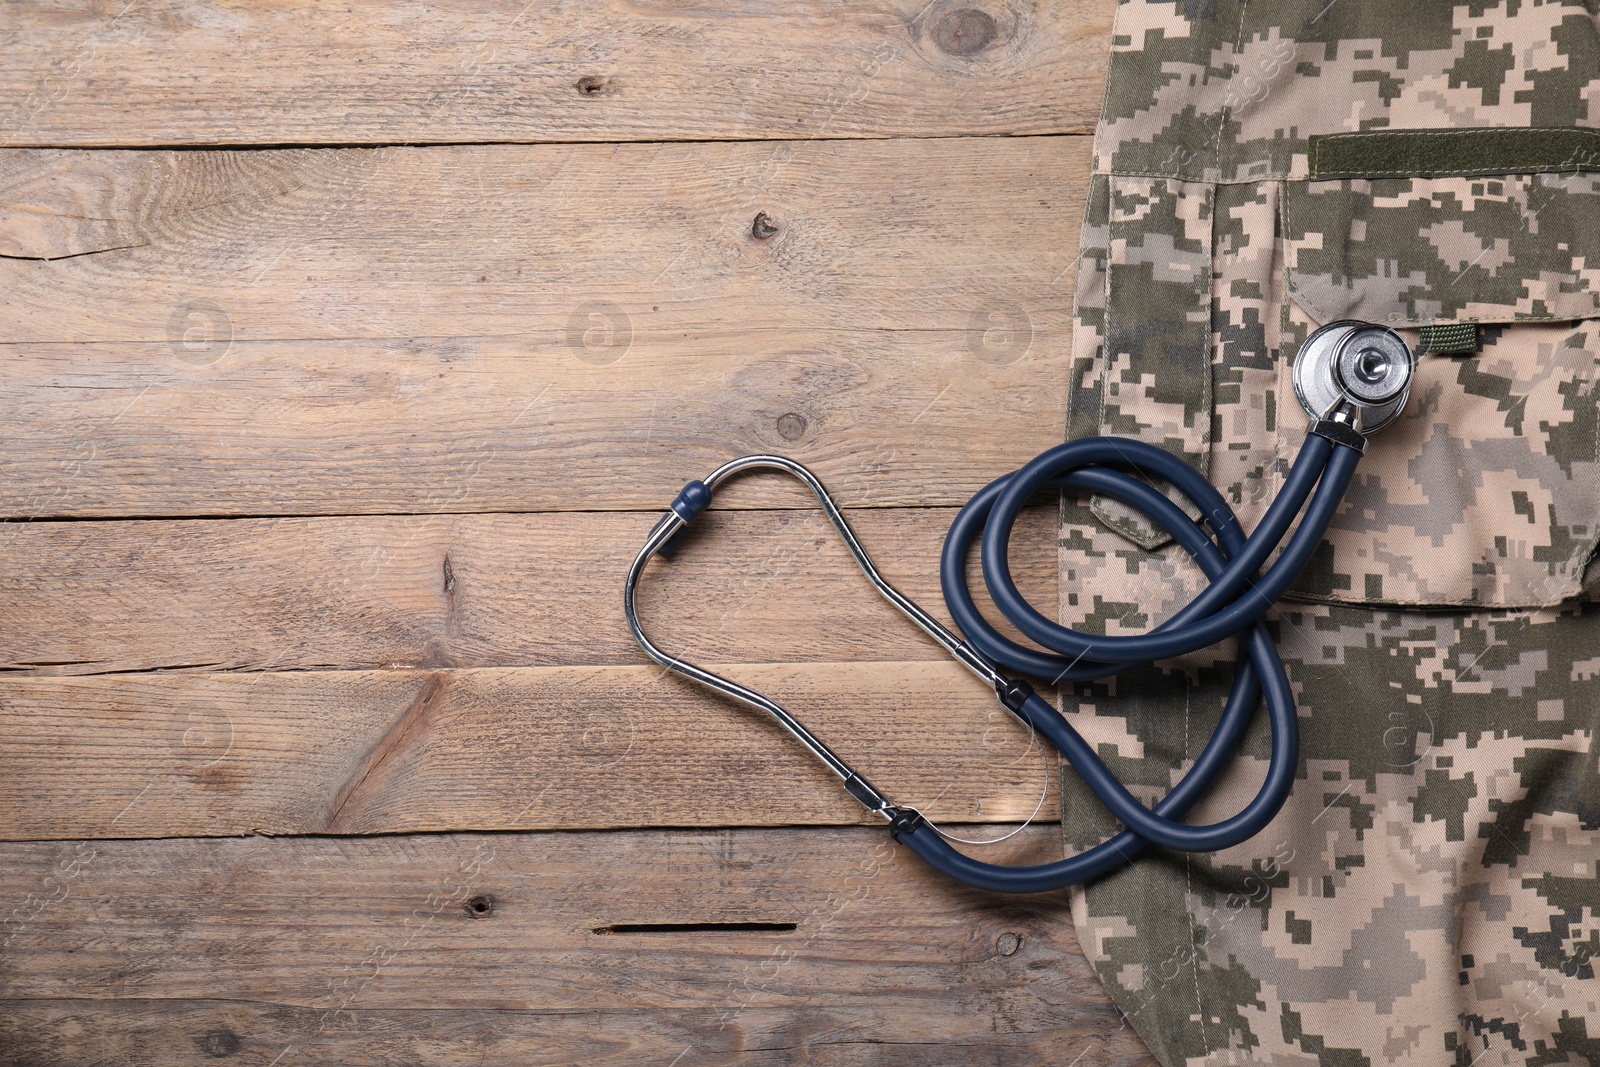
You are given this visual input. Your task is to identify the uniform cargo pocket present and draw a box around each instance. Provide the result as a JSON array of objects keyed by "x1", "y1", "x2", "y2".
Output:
[{"x1": 1279, "y1": 171, "x2": 1600, "y2": 607}]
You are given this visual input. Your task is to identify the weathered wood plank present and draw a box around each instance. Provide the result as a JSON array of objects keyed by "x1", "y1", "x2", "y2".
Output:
[
  {"x1": 0, "y1": 138, "x2": 1082, "y2": 341},
  {"x1": 0, "y1": 661, "x2": 1061, "y2": 839},
  {"x1": 0, "y1": 828, "x2": 1154, "y2": 1065},
  {"x1": 0, "y1": 330, "x2": 1068, "y2": 517},
  {"x1": 0, "y1": 506, "x2": 1057, "y2": 676},
  {"x1": 0, "y1": 0, "x2": 1112, "y2": 148},
  {"x1": 0, "y1": 136, "x2": 1083, "y2": 517},
  {"x1": 0, "y1": 999, "x2": 1156, "y2": 1066}
]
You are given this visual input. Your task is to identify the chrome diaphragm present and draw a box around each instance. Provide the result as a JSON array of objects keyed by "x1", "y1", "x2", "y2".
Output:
[{"x1": 1292, "y1": 320, "x2": 1416, "y2": 433}]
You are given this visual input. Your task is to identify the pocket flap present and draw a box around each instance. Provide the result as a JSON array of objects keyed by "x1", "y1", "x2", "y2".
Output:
[{"x1": 1283, "y1": 172, "x2": 1600, "y2": 327}]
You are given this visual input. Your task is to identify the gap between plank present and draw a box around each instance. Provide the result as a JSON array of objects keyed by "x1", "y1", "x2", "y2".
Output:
[{"x1": 0, "y1": 130, "x2": 1093, "y2": 153}]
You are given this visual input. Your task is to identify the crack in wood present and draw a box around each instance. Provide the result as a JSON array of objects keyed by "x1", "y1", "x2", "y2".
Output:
[
  {"x1": 0, "y1": 243, "x2": 147, "y2": 262},
  {"x1": 322, "y1": 672, "x2": 450, "y2": 832}
]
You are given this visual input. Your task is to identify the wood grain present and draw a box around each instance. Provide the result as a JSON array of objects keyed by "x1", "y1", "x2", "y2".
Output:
[
  {"x1": 0, "y1": 3, "x2": 1152, "y2": 1059},
  {"x1": 0, "y1": 0, "x2": 1113, "y2": 148},
  {"x1": 0, "y1": 330, "x2": 1069, "y2": 517},
  {"x1": 0, "y1": 135, "x2": 1084, "y2": 517},
  {"x1": 0, "y1": 827, "x2": 1154, "y2": 1065},
  {"x1": 0, "y1": 661, "x2": 1064, "y2": 839},
  {"x1": 0, "y1": 506, "x2": 1058, "y2": 675},
  {"x1": 0, "y1": 137, "x2": 1083, "y2": 341},
  {"x1": 0, "y1": 1000, "x2": 1156, "y2": 1066}
]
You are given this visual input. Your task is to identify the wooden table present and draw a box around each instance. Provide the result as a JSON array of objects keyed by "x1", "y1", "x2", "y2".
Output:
[{"x1": 0, "y1": 1, "x2": 1156, "y2": 1062}]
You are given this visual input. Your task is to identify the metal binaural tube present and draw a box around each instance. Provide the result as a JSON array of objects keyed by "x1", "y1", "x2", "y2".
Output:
[{"x1": 623, "y1": 455, "x2": 1012, "y2": 821}]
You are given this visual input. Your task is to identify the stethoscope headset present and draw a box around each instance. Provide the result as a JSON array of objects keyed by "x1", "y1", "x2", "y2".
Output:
[{"x1": 626, "y1": 321, "x2": 1417, "y2": 893}]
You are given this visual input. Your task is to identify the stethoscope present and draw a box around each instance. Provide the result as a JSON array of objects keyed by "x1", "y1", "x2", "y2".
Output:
[{"x1": 625, "y1": 321, "x2": 1417, "y2": 894}]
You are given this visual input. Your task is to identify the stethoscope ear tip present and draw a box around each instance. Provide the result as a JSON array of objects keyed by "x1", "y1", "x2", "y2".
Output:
[
  {"x1": 651, "y1": 479, "x2": 714, "y2": 557},
  {"x1": 670, "y1": 479, "x2": 713, "y2": 523},
  {"x1": 655, "y1": 530, "x2": 688, "y2": 558}
]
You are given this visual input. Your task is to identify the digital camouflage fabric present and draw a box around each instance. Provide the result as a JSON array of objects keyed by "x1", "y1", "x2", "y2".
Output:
[{"x1": 1061, "y1": 1, "x2": 1600, "y2": 1063}]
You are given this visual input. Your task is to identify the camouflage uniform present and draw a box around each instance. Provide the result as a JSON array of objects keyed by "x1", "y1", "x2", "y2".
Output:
[{"x1": 1060, "y1": 2, "x2": 1600, "y2": 1063}]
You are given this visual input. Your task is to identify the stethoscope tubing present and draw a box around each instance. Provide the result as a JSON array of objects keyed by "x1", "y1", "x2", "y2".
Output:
[
  {"x1": 944, "y1": 433, "x2": 1356, "y2": 676},
  {"x1": 895, "y1": 434, "x2": 1359, "y2": 890}
]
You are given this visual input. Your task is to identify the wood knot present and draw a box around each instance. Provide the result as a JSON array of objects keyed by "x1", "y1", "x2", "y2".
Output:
[
  {"x1": 931, "y1": 8, "x2": 999, "y2": 56},
  {"x1": 575, "y1": 75, "x2": 611, "y2": 96},
  {"x1": 776, "y1": 413, "x2": 808, "y2": 440},
  {"x1": 465, "y1": 894, "x2": 495, "y2": 918},
  {"x1": 196, "y1": 1028, "x2": 242, "y2": 1057},
  {"x1": 751, "y1": 212, "x2": 780, "y2": 239}
]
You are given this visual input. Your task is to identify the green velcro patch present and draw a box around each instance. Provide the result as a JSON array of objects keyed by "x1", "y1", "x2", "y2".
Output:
[
  {"x1": 1308, "y1": 127, "x2": 1600, "y2": 180},
  {"x1": 1418, "y1": 322, "x2": 1480, "y2": 355}
]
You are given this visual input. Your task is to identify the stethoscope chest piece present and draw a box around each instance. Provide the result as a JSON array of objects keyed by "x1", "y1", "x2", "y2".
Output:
[{"x1": 1292, "y1": 320, "x2": 1416, "y2": 433}]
